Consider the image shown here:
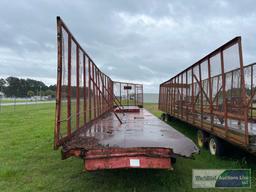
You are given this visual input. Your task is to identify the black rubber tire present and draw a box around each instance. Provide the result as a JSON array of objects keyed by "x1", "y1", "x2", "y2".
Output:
[
  {"x1": 161, "y1": 113, "x2": 166, "y2": 121},
  {"x1": 171, "y1": 157, "x2": 176, "y2": 165},
  {"x1": 166, "y1": 114, "x2": 172, "y2": 122},
  {"x1": 197, "y1": 130, "x2": 208, "y2": 148},
  {"x1": 208, "y1": 136, "x2": 225, "y2": 156}
]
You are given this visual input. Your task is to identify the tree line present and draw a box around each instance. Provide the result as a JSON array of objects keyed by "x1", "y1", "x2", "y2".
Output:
[{"x1": 0, "y1": 77, "x2": 56, "y2": 98}]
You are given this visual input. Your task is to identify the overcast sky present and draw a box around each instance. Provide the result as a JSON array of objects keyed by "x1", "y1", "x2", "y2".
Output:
[{"x1": 1, "y1": 0, "x2": 256, "y2": 93}]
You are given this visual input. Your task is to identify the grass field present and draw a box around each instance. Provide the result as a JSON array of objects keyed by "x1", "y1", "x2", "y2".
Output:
[
  {"x1": 0, "y1": 103, "x2": 255, "y2": 191},
  {"x1": 0, "y1": 99, "x2": 31, "y2": 103}
]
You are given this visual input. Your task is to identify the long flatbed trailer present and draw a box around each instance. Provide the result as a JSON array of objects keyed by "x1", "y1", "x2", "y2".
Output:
[
  {"x1": 54, "y1": 17, "x2": 198, "y2": 171},
  {"x1": 62, "y1": 107, "x2": 198, "y2": 170},
  {"x1": 159, "y1": 37, "x2": 256, "y2": 156}
]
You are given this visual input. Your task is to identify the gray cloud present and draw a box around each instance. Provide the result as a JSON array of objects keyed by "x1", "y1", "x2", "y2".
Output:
[{"x1": 0, "y1": 0, "x2": 256, "y2": 92}]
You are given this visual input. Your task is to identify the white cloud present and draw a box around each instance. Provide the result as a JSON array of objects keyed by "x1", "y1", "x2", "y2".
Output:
[
  {"x1": 118, "y1": 12, "x2": 177, "y2": 28},
  {"x1": 0, "y1": 0, "x2": 256, "y2": 93}
]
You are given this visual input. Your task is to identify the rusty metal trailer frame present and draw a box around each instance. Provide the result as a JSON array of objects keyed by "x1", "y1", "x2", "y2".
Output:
[
  {"x1": 159, "y1": 37, "x2": 256, "y2": 153},
  {"x1": 54, "y1": 17, "x2": 198, "y2": 171},
  {"x1": 55, "y1": 17, "x2": 114, "y2": 149},
  {"x1": 54, "y1": 17, "x2": 145, "y2": 149}
]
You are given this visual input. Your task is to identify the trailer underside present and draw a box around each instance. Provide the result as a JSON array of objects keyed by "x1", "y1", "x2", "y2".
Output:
[{"x1": 61, "y1": 107, "x2": 199, "y2": 171}]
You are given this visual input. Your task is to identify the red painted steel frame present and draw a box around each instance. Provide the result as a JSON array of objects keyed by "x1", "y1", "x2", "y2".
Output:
[
  {"x1": 159, "y1": 37, "x2": 256, "y2": 151},
  {"x1": 55, "y1": 17, "x2": 144, "y2": 150},
  {"x1": 62, "y1": 148, "x2": 173, "y2": 171},
  {"x1": 55, "y1": 16, "x2": 114, "y2": 148},
  {"x1": 85, "y1": 155, "x2": 172, "y2": 171}
]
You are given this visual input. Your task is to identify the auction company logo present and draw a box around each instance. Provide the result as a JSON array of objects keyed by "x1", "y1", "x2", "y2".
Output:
[{"x1": 192, "y1": 169, "x2": 251, "y2": 188}]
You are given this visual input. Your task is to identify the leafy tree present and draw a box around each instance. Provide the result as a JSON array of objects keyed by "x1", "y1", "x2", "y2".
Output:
[
  {"x1": 0, "y1": 78, "x2": 6, "y2": 92},
  {"x1": 5, "y1": 77, "x2": 20, "y2": 97},
  {"x1": 45, "y1": 89, "x2": 55, "y2": 97},
  {"x1": 27, "y1": 90, "x2": 34, "y2": 97},
  {"x1": 48, "y1": 84, "x2": 56, "y2": 91},
  {"x1": 1, "y1": 76, "x2": 56, "y2": 97}
]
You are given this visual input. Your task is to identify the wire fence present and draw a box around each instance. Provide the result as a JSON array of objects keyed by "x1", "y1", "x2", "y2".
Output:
[{"x1": 0, "y1": 97, "x2": 55, "y2": 112}]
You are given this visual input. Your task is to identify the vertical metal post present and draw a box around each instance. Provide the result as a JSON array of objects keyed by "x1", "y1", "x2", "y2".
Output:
[
  {"x1": 88, "y1": 60, "x2": 92, "y2": 121},
  {"x1": 76, "y1": 45, "x2": 80, "y2": 129},
  {"x1": 192, "y1": 68, "x2": 194, "y2": 123},
  {"x1": 238, "y1": 38, "x2": 248, "y2": 145},
  {"x1": 177, "y1": 75, "x2": 180, "y2": 117},
  {"x1": 67, "y1": 34, "x2": 72, "y2": 136},
  {"x1": 181, "y1": 74, "x2": 183, "y2": 119},
  {"x1": 173, "y1": 78, "x2": 176, "y2": 116},
  {"x1": 84, "y1": 54, "x2": 86, "y2": 124},
  {"x1": 207, "y1": 58, "x2": 213, "y2": 131},
  {"x1": 216, "y1": 76, "x2": 219, "y2": 107},
  {"x1": 119, "y1": 82, "x2": 121, "y2": 105},
  {"x1": 97, "y1": 69, "x2": 100, "y2": 116},
  {"x1": 199, "y1": 64, "x2": 203, "y2": 129},
  {"x1": 220, "y1": 51, "x2": 228, "y2": 134},
  {"x1": 55, "y1": 17, "x2": 63, "y2": 148},
  {"x1": 135, "y1": 84, "x2": 137, "y2": 106},
  {"x1": 141, "y1": 84, "x2": 144, "y2": 107},
  {"x1": 231, "y1": 71, "x2": 234, "y2": 98},
  {"x1": 92, "y1": 64, "x2": 96, "y2": 119},
  {"x1": 186, "y1": 71, "x2": 188, "y2": 121},
  {"x1": 101, "y1": 73, "x2": 104, "y2": 113},
  {"x1": 94, "y1": 69, "x2": 99, "y2": 118},
  {"x1": 127, "y1": 83, "x2": 129, "y2": 106},
  {"x1": 158, "y1": 86, "x2": 161, "y2": 110},
  {"x1": 251, "y1": 65, "x2": 253, "y2": 119},
  {"x1": 104, "y1": 75, "x2": 107, "y2": 112}
]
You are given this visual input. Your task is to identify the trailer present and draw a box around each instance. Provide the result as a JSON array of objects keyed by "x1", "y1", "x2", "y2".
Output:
[
  {"x1": 54, "y1": 17, "x2": 198, "y2": 171},
  {"x1": 159, "y1": 36, "x2": 256, "y2": 156}
]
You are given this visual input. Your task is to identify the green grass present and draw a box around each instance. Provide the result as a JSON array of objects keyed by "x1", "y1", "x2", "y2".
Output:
[
  {"x1": 0, "y1": 99, "x2": 54, "y2": 104},
  {"x1": 0, "y1": 103, "x2": 255, "y2": 191},
  {"x1": 0, "y1": 99, "x2": 30, "y2": 103}
]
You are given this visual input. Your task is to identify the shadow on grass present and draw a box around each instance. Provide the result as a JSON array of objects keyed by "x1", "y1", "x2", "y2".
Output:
[
  {"x1": 75, "y1": 168, "x2": 191, "y2": 192},
  {"x1": 165, "y1": 117, "x2": 256, "y2": 170}
]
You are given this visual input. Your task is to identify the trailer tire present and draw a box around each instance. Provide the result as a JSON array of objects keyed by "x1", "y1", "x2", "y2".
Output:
[
  {"x1": 208, "y1": 136, "x2": 224, "y2": 156},
  {"x1": 161, "y1": 113, "x2": 166, "y2": 121},
  {"x1": 171, "y1": 157, "x2": 176, "y2": 165},
  {"x1": 166, "y1": 114, "x2": 172, "y2": 122},
  {"x1": 197, "y1": 130, "x2": 208, "y2": 148}
]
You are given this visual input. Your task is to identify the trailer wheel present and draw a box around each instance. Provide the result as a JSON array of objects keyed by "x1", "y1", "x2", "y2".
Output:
[
  {"x1": 171, "y1": 157, "x2": 176, "y2": 165},
  {"x1": 161, "y1": 113, "x2": 166, "y2": 121},
  {"x1": 209, "y1": 136, "x2": 224, "y2": 156},
  {"x1": 197, "y1": 130, "x2": 207, "y2": 148},
  {"x1": 166, "y1": 114, "x2": 172, "y2": 122}
]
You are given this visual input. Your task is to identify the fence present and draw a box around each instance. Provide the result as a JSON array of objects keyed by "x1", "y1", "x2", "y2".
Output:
[{"x1": 0, "y1": 97, "x2": 55, "y2": 112}]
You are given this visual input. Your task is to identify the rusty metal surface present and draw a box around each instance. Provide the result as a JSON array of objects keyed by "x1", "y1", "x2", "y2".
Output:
[
  {"x1": 63, "y1": 108, "x2": 199, "y2": 158},
  {"x1": 84, "y1": 148, "x2": 172, "y2": 171},
  {"x1": 159, "y1": 37, "x2": 256, "y2": 149},
  {"x1": 55, "y1": 17, "x2": 144, "y2": 149},
  {"x1": 114, "y1": 106, "x2": 140, "y2": 113}
]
